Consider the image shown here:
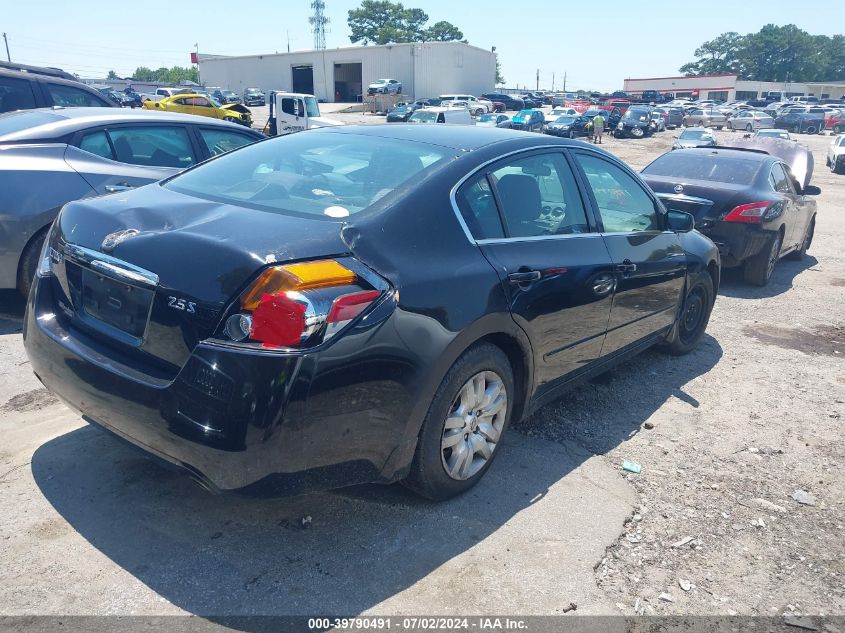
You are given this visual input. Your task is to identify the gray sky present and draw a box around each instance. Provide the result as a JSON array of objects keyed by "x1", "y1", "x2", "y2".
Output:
[{"x1": 1, "y1": 0, "x2": 841, "y2": 91}]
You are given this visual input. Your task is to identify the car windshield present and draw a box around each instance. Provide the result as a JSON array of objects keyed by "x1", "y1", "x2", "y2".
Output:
[
  {"x1": 838, "y1": 137, "x2": 845, "y2": 147},
  {"x1": 644, "y1": 153, "x2": 762, "y2": 184},
  {"x1": 0, "y1": 111, "x2": 64, "y2": 137},
  {"x1": 478, "y1": 114, "x2": 497, "y2": 122},
  {"x1": 515, "y1": 109, "x2": 533, "y2": 118},
  {"x1": 757, "y1": 130, "x2": 789, "y2": 139},
  {"x1": 165, "y1": 133, "x2": 450, "y2": 219},
  {"x1": 373, "y1": 79, "x2": 387, "y2": 84},
  {"x1": 554, "y1": 116, "x2": 577, "y2": 124},
  {"x1": 624, "y1": 109, "x2": 650, "y2": 122},
  {"x1": 679, "y1": 129, "x2": 713, "y2": 140},
  {"x1": 303, "y1": 96, "x2": 321, "y2": 118}
]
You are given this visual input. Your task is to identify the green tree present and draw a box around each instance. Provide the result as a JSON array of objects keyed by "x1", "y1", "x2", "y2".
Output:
[
  {"x1": 130, "y1": 65, "x2": 198, "y2": 84},
  {"x1": 425, "y1": 20, "x2": 464, "y2": 42},
  {"x1": 107, "y1": 70, "x2": 118, "y2": 79},
  {"x1": 680, "y1": 25, "x2": 845, "y2": 82},
  {"x1": 348, "y1": 0, "x2": 465, "y2": 45},
  {"x1": 495, "y1": 56, "x2": 504, "y2": 85}
]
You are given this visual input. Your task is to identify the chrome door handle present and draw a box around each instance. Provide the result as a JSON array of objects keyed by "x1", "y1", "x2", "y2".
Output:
[
  {"x1": 508, "y1": 270, "x2": 542, "y2": 284},
  {"x1": 613, "y1": 261, "x2": 637, "y2": 273},
  {"x1": 104, "y1": 184, "x2": 134, "y2": 193}
]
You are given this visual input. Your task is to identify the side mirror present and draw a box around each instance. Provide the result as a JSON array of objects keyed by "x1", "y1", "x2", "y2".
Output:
[
  {"x1": 802, "y1": 185, "x2": 821, "y2": 196},
  {"x1": 666, "y1": 209, "x2": 695, "y2": 232}
]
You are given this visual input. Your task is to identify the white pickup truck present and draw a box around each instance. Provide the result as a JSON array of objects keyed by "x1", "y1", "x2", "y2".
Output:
[
  {"x1": 139, "y1": 87, "x2": 192, "y2": 103},
  {"x1": 264, "y1": 92, "x2": 343, "y2": 136}
]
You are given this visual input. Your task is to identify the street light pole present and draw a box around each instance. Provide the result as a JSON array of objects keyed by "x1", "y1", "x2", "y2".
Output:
[
  {"x1": 194, "y1": 43, "x2": 201, "y2": 87},
  {"x1": 3, "y1": 33, "x2": 10, "y2": 63}
]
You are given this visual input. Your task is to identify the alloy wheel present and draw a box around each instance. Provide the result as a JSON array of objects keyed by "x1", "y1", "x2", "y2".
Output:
[{"x1": 440, "y1": 371, "x2": 507, "y2": 481}]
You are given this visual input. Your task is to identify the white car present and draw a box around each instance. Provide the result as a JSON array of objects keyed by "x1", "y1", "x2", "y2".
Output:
[
  {"x1": 440, "y1": 94, "x2": 491, "y2": 114},
  {"x1": 827, "y1": 134, "x2": 845, "y2": 174},
  {"x1": 547, "y1": 107, "x2": 578, "y2": 120},
  {"x1": 368, "y1": 78, "x2": 402, "y2": 94},
  {"x1": 727, "y1": 110, "x2": 775, "y2": 132},
  {"x1": 754, "y1": 128, "x2": 792, "y2": 141}
]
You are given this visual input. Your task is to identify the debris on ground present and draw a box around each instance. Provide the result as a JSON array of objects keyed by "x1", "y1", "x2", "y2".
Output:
[
  {"x1": 671, "y1": 536, "x2": 694, "y2": 548},
  {"x1": 678, "y1": 578, "x2": 692, "y2": 592},
  {"x1": 622, "y1": 460, "x2": 641, "y2": 474},
  {"x1": 791, "y1": 490, "x2": 817, "y2": 506},
  {"x1": 301, "y1": 515, "x2": 313, "y2": 529},
  {"x1": 561, "y1": 602, "x2": 577, "y2": 613},
  {"x1": 659, "y1": 592, "x2": 675, "y2": 602}
]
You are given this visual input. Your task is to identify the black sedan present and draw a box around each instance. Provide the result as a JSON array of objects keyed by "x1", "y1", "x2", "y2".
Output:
[
  {"x1": 614, "y1": 107, "x2": 657, "y2": 138},
  {"x1": 546, "y1": 114, "x2": 592, "y2": 138},
  {"x1": 774, "y1": 112, "x2": 825, "y2": 134},
  {"x1": 25, "y1": 126, "x2": 719, "y2": 501},
  {"x1": 386, "y1": 103, "x2": 420, "y2": 122},
  {"x1": 642, "y1": 147, "x2": 817, "y2": 286},
  {"x1": 481, "y1": 93, "x2": 524, "y2": 111}
]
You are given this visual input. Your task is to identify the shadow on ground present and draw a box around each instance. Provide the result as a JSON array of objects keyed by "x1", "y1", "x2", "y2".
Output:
[
  {"x1": 0, "y1": 290, "x2": 26, "y2": 335},
  {"x1": 718, "y1": 256, "x2": 818, "y2": 300},
  {"x1": 30, "y1": 336, "x2": 722, "y2": 625}
]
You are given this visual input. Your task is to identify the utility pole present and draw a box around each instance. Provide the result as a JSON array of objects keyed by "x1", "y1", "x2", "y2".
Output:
[
  {"x1": 287, "y1": 30, "x2": 290, "y2": 53},
  {"x1": 194, "y1": 43, "x2": 201, "y2": 87},
  {"x1": 3, "y1": 33, "x2": 10, "y2": 63},
  {"x1": 563, "y1": 71, "x2": 567, "y2": 92},
  {"x1": 552, "y1": 72, "x2": 555, "y2": 91},
  {"x1": 536, "y1": 68, "x2": 539, "y2": 91}
]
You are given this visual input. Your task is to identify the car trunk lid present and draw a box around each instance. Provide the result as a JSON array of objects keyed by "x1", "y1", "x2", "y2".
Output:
[
  {"x1": 644, "y1": 176, "x2": 749, "y2": 226},
  {"x1": 50, "y1": 183, "x2": 349, "y2": 373}
]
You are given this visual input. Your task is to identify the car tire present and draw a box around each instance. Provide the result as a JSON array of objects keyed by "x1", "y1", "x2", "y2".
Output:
[
  {"x1": 661, "y1": 272, "x2": 715, "y2": 356},
  {"x1": 834, "y1": 124, "x2": 842, "y2": 134},
  {"x1": 403, "y1": 343, "x2": 514, "y2": 501},
  {"x1": 787, "y1": 216, "x2": 815, "y2": 260},
  {"x1": 631, "y1": 127, "x2": 644, "y2": 137},
  {"x1": 727, "y1": 121, "x2": 734, "y2": 131},
  {"x1": 746, "y1": 124, "x2": 753, "y2": 132},
  {"x1": 806, "y1": 125, "x2": 817, "y2": 134},
  {"x1": 743, "y1": 230, "x2": 783, "y2": 286},
  {"x1": 569, "y1": 130, "x2": 576, "y2": 139},
  {"x1": 834, "y1": 160, "x2": 844, "y2": 175},
  {"x1": 17, "y1": 227, "x2": 47, "y2": 298}
]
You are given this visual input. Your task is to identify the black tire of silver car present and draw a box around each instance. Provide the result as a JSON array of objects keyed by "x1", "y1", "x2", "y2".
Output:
[
  {"x1": 787, "y1": 216, "x2": 815, "y2": 260},
  {"x1": 661, "y1": 273, "x2": 715, "y2": 356},
  {"x1": 17, "y1": 228, "x2": 47, "y2": 298},
  {"x1": 404, "y1": 343, "x2": 514, "y2": 501},
  {"x1": 744, "y1": 230, "x2": 783, "y2": 286},
  {"x1": 746, "y1": 124, "x2": 753, "y2": 132}
]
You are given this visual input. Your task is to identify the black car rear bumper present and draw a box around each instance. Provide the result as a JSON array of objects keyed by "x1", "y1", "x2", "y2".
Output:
[
  {"x1": 24, "y1": 276, "x2": 415, "y2": 496},
  {"x1": 699, "y1": 223, "x2": 770, "y2": 268}
]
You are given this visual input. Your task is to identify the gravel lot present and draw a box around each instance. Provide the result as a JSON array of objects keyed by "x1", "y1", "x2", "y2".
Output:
[{"x1": 0, "y1": 114, "x2": 843, "y2": 626}]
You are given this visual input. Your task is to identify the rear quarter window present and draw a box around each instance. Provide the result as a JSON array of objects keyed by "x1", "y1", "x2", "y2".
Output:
[{"x1": 0, "y1": 76, "x2": 38, "y2": 113}]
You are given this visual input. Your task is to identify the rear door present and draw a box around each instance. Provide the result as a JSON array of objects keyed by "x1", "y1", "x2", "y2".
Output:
[
  {"x1": 454, "y1": 149, "x2": 615, "y2": 393},
  {"x1": 571, "y1": 150, "x2": 686, "y2": 355}
]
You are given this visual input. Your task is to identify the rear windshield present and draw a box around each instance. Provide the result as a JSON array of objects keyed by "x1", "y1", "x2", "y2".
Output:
[
  {"x1": 164, "y1": 132, "x2": 450, "y2": 219},
  {"x1": 643, "y1": 153, "x2": 763, "y2": 184},
  {"x1": 678, "y1": 129, "x2": 714, "y2": 140},
  {"x1": 0, "y1": 111, "x2": 64, "y2": 138}
]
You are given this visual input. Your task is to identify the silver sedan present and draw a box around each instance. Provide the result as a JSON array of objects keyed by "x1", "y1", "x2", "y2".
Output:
[
  {"x1": 728, "y1": 110, "x2": 776, "y2": 132},
  {"x1": 683, "y1": 108, "x2": 727, "y2": 129}
]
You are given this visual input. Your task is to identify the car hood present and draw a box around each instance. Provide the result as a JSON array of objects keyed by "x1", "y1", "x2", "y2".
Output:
[{"x1": 220, "y1": 103, "x2": 251, "y2": 116}]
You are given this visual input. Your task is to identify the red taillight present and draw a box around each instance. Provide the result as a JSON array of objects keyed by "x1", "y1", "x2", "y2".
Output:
[
  {"x1": 724, "y1": 201, "x2": 770, "y2": 224},
  {"x1": 223, "y1": 259, "x2": 387, "y2": 349},
  {"x1": 327, "y1": 290, "x2": 382, "y2": 324},
  {"x1": 251, "y1": 293, "x2": 308, "y2": 348}
]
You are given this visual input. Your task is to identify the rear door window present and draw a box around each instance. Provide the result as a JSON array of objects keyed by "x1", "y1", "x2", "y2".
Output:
[
  {"x1": 0, "y1": 76, "x2": 38, "y2": 113},
  {"x1": 46, "y1": 83, "x2": 110, "y2": 107},
  {"x1": 108, "y1": 126, "x2": 196, "y2": 168}
]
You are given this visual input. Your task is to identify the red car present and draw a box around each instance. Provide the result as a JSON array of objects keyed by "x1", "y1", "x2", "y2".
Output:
[{"x1": 826, "y1": 112, "x2": 845, "y2": 134}]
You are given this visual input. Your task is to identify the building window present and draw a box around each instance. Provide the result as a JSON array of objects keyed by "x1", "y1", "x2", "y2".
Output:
[
  {"x1": 735, "y1": 90, "x2": 758, "y2": 100},
  {"x1": 707, "y1": 91, "x2": 729, "y2": 101}
]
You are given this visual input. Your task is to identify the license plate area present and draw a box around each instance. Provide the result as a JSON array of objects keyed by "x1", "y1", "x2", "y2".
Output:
[{"x1": 79, "y1": 268, "x2": 155, "y2": 345}]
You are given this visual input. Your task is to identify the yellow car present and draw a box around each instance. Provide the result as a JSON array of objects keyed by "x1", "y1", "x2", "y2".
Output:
[{"x1": 143, "y1": 93, "x2": 253, "y2": 127}]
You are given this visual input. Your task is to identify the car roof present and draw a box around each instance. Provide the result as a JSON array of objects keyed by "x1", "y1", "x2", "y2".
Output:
[
  {"x1": 0, "y1": 67, "x2": 98, "y2": 89},
  {"x1": 0, "y1": 107, "x2": 259, "y2": 142},
  {"x1": 311, "y1": 123, "x2": 584, "y2": 151}
]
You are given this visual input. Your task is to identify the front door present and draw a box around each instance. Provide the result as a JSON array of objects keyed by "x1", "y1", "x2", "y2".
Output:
[
  {"x1": 454, "y1": 150, "x2": 615, "y2": 394},
  {"x1": 571, "y1": 150, "x2": 686, "y2": 355}
]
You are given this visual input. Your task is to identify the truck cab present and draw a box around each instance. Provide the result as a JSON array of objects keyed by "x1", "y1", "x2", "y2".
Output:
[{"x1": 264, "y1": 92, "x2": 343, "y2": 136}]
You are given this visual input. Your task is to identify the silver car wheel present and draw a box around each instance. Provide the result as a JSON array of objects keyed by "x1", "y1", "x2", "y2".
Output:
[{"x1": 440, "y1": 371, "x2": 507, "y2": 481}]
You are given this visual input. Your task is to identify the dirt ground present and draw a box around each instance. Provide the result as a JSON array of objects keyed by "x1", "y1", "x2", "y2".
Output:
[{"x1": 0, "y1": 116, "x2": 843, "y2": 626}]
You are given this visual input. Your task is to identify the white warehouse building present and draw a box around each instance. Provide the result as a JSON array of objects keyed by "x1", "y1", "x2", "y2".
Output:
[{"x1": 197, "y1": 41, "x2": 497, "y2": 103}]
